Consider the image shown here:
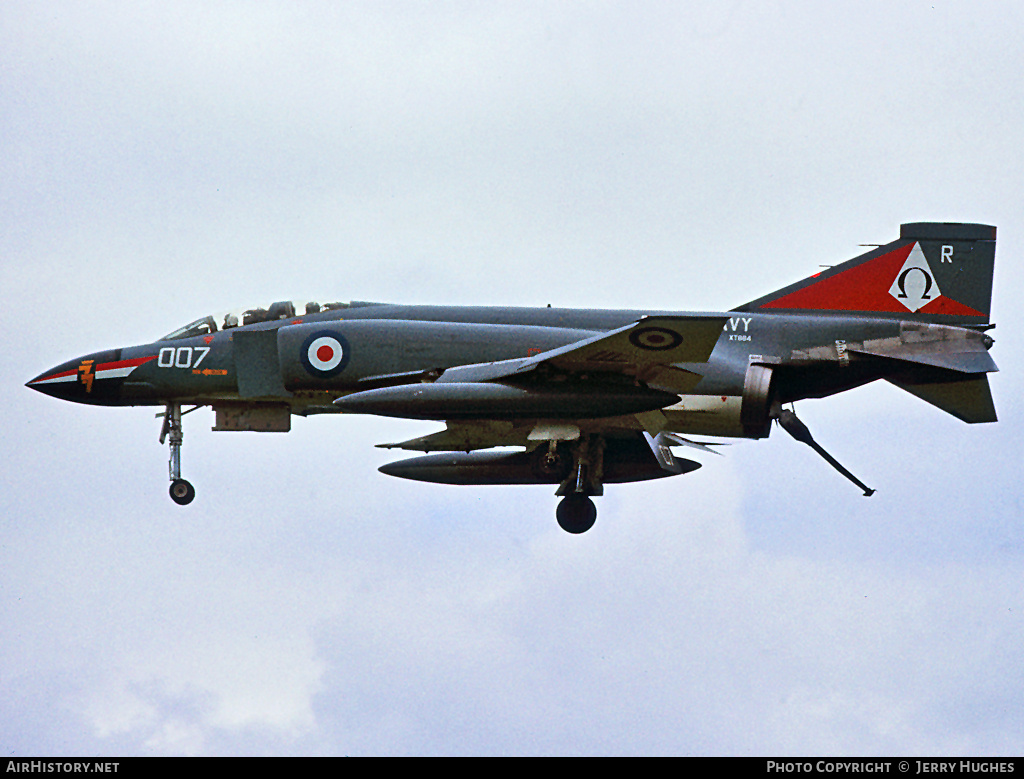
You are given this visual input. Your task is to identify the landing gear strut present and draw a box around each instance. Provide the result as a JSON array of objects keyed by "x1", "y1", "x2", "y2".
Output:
[
  {"x1": 554, "y1": 435, "x2": 605, "y2": 534},
  {"x1": 160, "y1": 403, "x2": 195, "y2": 505}
]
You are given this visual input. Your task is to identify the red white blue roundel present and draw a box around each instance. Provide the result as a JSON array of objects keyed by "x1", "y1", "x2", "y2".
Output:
[{"x1": 300, "y1": 331, "x2": 350, "y2": 378}]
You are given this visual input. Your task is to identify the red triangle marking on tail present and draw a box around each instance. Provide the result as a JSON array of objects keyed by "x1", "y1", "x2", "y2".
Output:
[
  {"x1": 918, "y1": 296, "x2": 985, "y2": 318},
  {"x1": 760, "y1": 243, "x2": 914, "y2": 312}
]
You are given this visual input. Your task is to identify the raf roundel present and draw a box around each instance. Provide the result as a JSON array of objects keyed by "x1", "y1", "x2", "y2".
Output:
[
  {"x1": 629, "y1": 326, "x2": 684, "y2": 351},
  {"x1": 300, "y1": 331, "x2": 351, "y2": 378}
]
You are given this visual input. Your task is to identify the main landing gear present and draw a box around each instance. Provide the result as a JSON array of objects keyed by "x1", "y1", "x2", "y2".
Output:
[
  {"x1": 553, "y1": 435, "x2": 605, "y2": 534},
  {"x1": 556, "y1": 494, "x2": 597, "y2": 534},
  {"x1": 160, "y1": 403, "x2": 196, "y2": 505}
]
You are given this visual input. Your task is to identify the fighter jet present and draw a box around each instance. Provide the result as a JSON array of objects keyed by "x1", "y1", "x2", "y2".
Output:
[{"x1": 27, "y1": 222, "x2": 998, "y2": 533}]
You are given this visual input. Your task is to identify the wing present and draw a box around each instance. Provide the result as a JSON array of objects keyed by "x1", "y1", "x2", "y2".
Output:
[
  {"x1": 434, "y1": 314, "x2": 728, "y2": 393},
  {"x1": 372, "y1": 316, "x2": 729, "y2": 452}
]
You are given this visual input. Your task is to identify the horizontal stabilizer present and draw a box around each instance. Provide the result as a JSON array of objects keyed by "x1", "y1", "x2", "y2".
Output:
[
  {"x1": 850, "y1": 343, "x2": 998, "y2": 374},
  {"x1": 887, "y1": 374, "x2": 997, "y2": 423},
  {"x1": 840, "y1": 321, "x2": 998, "y2": 374}
]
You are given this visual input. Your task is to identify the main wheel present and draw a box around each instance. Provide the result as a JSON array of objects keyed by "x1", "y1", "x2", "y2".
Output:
[
  {"x1": 556, "y1": 494, "x2": 597, "y2": 534},
  {"x1": 169, "y1": 479, "x2": 196, "y2": 505}
]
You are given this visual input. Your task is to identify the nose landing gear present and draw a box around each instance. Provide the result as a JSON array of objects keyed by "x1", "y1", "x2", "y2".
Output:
[
  {"x1": 169, "y1": 477, "x2": 196, "y2": 505},
  {"x1": 160, "y1": 403, "x2": 196, "y2": 505}
]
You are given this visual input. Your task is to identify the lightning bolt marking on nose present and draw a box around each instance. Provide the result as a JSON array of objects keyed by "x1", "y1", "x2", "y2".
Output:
[{"x1": 79, "y1": 360, "x2": 95, "y2": 393}]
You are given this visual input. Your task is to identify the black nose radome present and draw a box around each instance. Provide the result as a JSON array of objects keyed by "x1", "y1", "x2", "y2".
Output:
[{"x1": 26, "y1": 349, "x2": 127, "y2": 405}]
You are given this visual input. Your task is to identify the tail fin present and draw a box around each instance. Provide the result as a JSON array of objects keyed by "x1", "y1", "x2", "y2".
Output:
[{"x1": 734, "y1": 222, "x2": 996, "y2": 326}]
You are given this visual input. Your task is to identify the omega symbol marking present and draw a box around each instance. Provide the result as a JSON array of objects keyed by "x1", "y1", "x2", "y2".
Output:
[
  {"x1": 895, "y1": 267, "x2": 933, "y2": 301},
  {"x1": 888, "y1": 242, "x2": 941, "y2": 313}
]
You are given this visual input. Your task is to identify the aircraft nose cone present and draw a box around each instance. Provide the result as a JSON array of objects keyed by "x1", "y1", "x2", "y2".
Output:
[
  {"x1": 26, "y1": 362, "x2": 83, "y2": 400},
  {"x1": 26, "y1": 349, "x2": 125, "y2": 405}
]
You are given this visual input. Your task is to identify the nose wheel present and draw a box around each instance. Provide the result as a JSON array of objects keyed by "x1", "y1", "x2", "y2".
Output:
[
  {"x1": 160, "y1": 403, "x2": 197, "y2": 505},
  {"x1": 170, "y1": 478, "x2": 196, "y2": 505}
]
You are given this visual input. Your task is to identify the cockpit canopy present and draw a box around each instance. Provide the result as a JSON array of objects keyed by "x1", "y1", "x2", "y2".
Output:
[{"x1": 159, "y1": 300, "x2": 374, "y2": 341}]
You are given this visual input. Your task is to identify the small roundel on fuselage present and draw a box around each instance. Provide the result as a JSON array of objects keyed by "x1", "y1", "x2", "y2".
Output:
[{"x1": 300, "y1": 331, "x2": 350, "y2": 377}]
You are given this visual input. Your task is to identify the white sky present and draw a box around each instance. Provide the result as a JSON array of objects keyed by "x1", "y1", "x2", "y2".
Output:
[{"x1": 2, "y1": 0, "x2": 1022, "y2": 756}]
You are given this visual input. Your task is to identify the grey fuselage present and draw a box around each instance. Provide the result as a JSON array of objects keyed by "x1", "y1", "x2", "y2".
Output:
[{"x1": 29, "y1": 302, "x2": 940, "y2": 439}]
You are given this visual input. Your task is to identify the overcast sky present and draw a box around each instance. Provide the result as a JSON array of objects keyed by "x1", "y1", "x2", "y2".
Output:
[{"x1": 2, "y1": 0, "x2": 1023, "y2": 756}]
